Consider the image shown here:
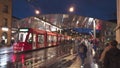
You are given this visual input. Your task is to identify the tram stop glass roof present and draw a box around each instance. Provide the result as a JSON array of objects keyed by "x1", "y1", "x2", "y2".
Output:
[{"x1": 13, "y1": 14, "x2": 116, "y2": 34}]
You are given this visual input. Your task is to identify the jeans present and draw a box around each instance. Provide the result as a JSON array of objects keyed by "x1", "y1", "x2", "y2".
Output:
[{"x1": 78, "y1": 53, "x2": 86, "y2": 65}]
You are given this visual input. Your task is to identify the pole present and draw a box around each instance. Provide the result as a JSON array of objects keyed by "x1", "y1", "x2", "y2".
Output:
[{"x1": 93, "y1": 20, "x2": 96, "y2": 39}]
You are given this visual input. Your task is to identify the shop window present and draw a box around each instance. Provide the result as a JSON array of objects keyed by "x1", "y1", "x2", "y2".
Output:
[{"x1": 2, "y1": 5, "x2": 8, "y2": 13}]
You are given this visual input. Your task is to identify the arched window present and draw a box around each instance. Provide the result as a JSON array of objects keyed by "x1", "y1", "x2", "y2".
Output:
[{"x1": 2, "y1": 32, "x2": 8, "y2": 44}]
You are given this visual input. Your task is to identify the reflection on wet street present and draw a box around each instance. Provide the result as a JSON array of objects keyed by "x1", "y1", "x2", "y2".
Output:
[
  {"x1": 0, "y1": 45, "x2": 71, "y2": 68},
  {"x1": 0, "y1": 43, "x2": 100, "y2": 68}
]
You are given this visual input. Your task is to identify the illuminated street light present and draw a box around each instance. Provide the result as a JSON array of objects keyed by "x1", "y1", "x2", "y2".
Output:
[
  {"x1": 69, "y1": 6, "x2": 74, "y2": 13},
  {"x1": 35, "y1": 9, "x2": 40, "y2": 15}
]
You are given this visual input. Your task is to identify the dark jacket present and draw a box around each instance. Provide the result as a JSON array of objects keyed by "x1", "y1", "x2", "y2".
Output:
[
  {"x1": 103, "y1": 47, "x2": 120, "y2": 68},
  {"x1": 78, "y1": 43, "x2": 87, "y2": 55}
]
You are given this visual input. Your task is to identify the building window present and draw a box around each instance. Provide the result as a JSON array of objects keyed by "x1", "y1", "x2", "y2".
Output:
[
  {"x1": 1, "y1": 32, "x2": 8, "y2": 44},
  {"x1": 2, "y1": 5, "x2": 8, "y2": 13},
  {"x1": 3, "y1": 18, "x2": 8, "y2": 27}
]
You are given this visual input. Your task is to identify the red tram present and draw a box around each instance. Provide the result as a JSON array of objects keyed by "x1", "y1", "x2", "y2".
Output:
[{"x1": 13, "y1": 28, "x2": 66, "y2": 53}]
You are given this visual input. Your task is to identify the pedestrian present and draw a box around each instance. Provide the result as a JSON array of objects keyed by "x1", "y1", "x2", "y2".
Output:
[
  {"x1": 98, "y1": 42, "x2": 111, "y2": 68},
  {"x1": 99, "y1": 42, "x2": 111, "y2": 63},
  {"x1": 78, "y1": 43, "x2": 87, "y2": 67},
  {"x1": 103, "y1": 40, "x2": 120, "y2": 68}
]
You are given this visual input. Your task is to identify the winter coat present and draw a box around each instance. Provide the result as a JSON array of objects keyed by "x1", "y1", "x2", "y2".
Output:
[{"x1": 103, "y1": 47, "x2": 120, "y2": 68}]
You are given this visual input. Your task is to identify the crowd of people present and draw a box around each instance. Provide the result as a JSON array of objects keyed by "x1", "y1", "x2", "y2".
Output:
[{"x1": 75, "y1": 37, "x2": 120, "y2": 68}]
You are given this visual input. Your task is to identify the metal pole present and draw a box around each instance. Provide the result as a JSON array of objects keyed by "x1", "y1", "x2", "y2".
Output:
[{"x1": 93, "y1": 20, "x2": 96, "y2": 39}]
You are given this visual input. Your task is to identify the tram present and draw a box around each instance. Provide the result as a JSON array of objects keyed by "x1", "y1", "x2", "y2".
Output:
[{"x1": 13, "y1": 28, "x2": 67, "y2": 53}]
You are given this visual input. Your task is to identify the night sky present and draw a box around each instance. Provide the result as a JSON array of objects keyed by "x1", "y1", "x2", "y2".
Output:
[{"x1": 12, "y1": 0, "x2": 117, "y2": 21}]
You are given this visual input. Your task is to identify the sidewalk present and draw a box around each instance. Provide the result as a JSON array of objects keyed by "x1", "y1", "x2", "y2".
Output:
[
  {"x1": 47, "y1": 51, "x2": 93, "y2": 68},
  {"x1": 68, "y1": 55, "x2": 81, "y2": 68},
  {"x1": 68, "y1": 54, "x2": 93, "y2": 68}
]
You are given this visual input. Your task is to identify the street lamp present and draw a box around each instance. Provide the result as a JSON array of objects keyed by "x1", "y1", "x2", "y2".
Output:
[
  {"x1": 35, "y1": 9, "x2": 40, "y2": 15},
  {"x1": 69, "y1": 6, "x2": 75, "y2": 13}
]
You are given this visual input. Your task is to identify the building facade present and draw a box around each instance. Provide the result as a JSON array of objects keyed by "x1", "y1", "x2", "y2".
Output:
[
  {"x1": 117, "y1": 0, "x2": 120, "y2": 43},
  {"x1": 0, "y1": 0, "x2": 12, "y2": 46}
]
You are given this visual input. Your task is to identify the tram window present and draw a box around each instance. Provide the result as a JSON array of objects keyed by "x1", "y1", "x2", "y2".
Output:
[
  {"x1": 51, "y1": 36, "x2": 54, "y2": 42},
  {"x1": 19, "y1": 32, "x2": 28, "y2": 42},
  {"x1": 27, "y1": 33, "x2": 33, "y2": 44},
  {"x1": 38, "y1": 35, "x2": 44, "y2": 44},
  {"x1": 33, "y1": 34, "x2": 36, "y2": 42},
  {"x1": 20, "y1": 34, "x2": 23, "y2": 42},
  {"x1": 52, "y1": 36, "x2": 57, "y2": 42},
  {"x1": 47, "y1": 35, "x2": 51, "y2": 43},
  {"x1": 58, "y1": 37, "x2": 60, "y2": 42}
]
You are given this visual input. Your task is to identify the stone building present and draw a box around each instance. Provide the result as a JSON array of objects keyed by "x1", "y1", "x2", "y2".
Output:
[{"x1": 0, "y1": 0, "x2": 12, "y2": 46}]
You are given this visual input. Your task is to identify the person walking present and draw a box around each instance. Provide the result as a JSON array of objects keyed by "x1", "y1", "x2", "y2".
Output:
[
  {"x1": 78, "y1": 43, "x2": 87, "y2": 67},
  {"x1": 98, "y1": 42, "x2": 112, "y2": 68},
  {"x1": 99, "y1": 42, "x2": 111, "y2": 63},
  {"x1": 103, "y1": 40, "x2": 120, "y2": 68}
]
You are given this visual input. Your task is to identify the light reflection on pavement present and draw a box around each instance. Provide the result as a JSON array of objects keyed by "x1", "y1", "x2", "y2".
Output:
[
  {"x1": 0, "y1": 46, "x2": 70, "y2": 68},
  {"x1": 0, "y1": 46, "x2": 13, "y2": 55},
  {"x1": 0, "y1": 44, "x2": 100, "y2": 68}
]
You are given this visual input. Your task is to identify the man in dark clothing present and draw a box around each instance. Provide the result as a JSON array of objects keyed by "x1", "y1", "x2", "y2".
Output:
[
  {"x1": 103, "y1": 40, "x2": 120, "y2": 68},
  {"x1": 78, "y1": 43, "x2": 87, "y2": 66}
]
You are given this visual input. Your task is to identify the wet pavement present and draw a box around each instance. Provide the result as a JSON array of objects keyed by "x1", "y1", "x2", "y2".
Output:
[
  {"x1": 0, "y1": 44, "x2": 100, "y2": 68},
  {"x1": 0, "y1": 46, "x2": 14, "y2": 68},
  {"x1": 0, "y1": 45, "x2": 72, "y2": 68},
  {"x1": 0, "y1": 46, "x2": 13, "y2": 55}
]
